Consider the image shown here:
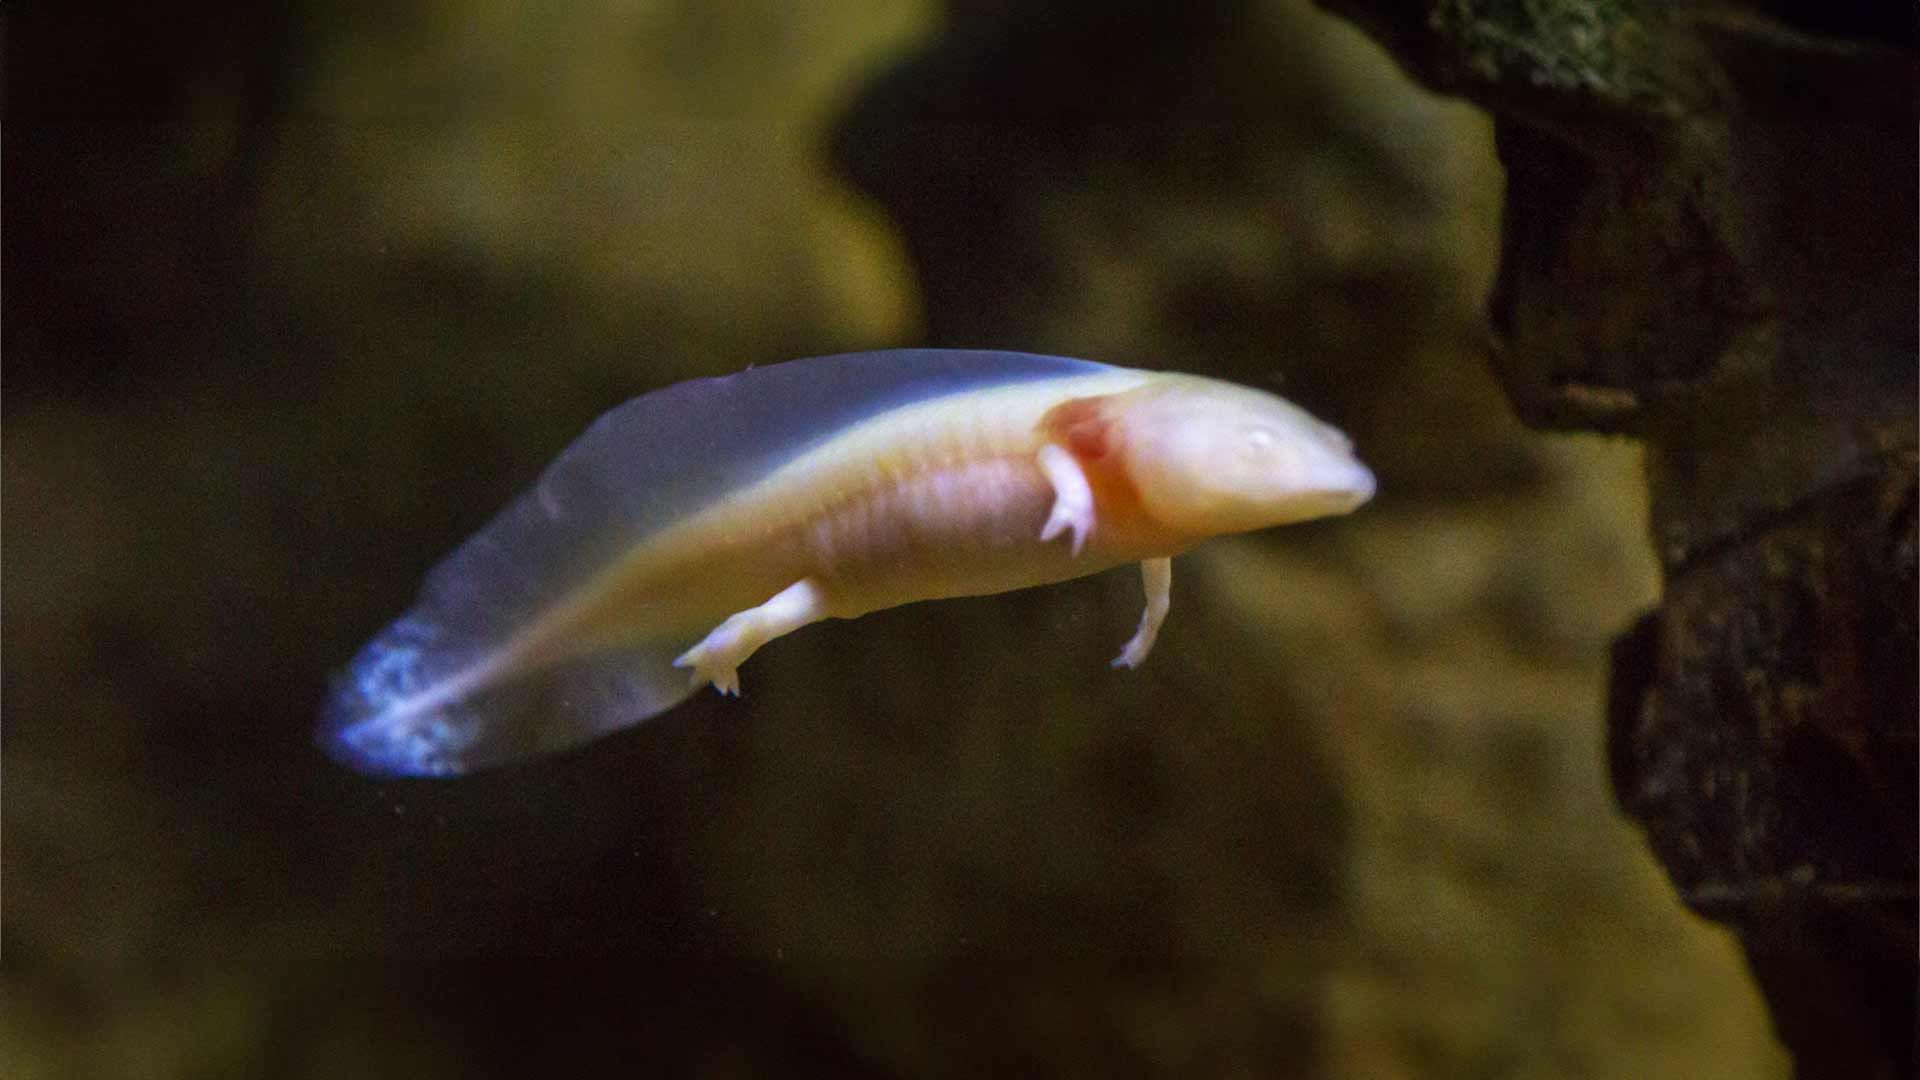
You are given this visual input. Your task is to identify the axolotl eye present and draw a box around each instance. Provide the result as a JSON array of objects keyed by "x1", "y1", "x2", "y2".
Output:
[{"x1": 1238, "y1": 424, "x2": 1279, "y2": 460}]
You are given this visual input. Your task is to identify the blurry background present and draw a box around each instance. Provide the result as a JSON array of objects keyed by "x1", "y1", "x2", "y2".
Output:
[{"x1": 3, "y1": 1, "x2": 1786, "y2": 1075}]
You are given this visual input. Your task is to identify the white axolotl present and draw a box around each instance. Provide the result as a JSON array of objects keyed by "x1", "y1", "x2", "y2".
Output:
[{"x1": 321, "y1": 349, "x2": 1375, "y2": 776}]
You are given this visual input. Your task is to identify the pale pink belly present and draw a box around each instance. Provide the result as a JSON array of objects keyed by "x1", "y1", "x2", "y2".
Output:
[{"x1": 783, "y1": 455, "x2": 1114, "y2": 617}]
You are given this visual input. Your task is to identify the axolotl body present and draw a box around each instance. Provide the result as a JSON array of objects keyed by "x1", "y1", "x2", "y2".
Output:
[{"x1": 322, "y1": 350, "x2": 1375, "y2": 776}]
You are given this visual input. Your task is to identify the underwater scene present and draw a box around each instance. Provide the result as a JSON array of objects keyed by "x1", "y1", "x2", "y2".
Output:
[{"x1": 8, "y1": 1, "x2": 1913, "y2": 1076}]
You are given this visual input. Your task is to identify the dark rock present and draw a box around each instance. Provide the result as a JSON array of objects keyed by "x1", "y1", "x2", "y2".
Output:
[{"x1": 1321, "y1": 1, "x2": 1919, "y2": 1075}]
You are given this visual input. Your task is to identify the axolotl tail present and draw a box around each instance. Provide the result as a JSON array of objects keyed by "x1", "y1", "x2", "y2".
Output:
[
  {"x1": 318, "y1": 606, "x2": 698, "y2": 777},
  {"x1": 316, "y1": 460, "x2": 705, "y2": 776}
]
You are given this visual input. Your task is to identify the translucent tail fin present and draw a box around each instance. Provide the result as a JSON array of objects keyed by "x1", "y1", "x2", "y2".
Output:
[{"x1": 318, "y1": 611, "x2": 695, "y2": 777}]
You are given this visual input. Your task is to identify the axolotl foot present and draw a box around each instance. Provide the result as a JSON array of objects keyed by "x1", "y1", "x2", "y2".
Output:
[
  {"x1": 673, "y1": 641, "x2": 742, "y2": 696},
  {"x1": 673, "y1": 578, "x2": 833, "y2": 698}
]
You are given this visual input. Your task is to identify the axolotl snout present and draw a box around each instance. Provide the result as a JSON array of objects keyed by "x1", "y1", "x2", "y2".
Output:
[{"x1": 321, "y1": 350, "x2": 1374, "y2": 776}]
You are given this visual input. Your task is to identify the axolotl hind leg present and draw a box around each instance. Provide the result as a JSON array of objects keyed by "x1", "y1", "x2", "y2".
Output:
[{"x1": 674, "y1": 578, "x2": 832, "y2": 696}]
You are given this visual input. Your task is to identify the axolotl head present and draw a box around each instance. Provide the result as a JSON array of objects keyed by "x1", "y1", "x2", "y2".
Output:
[{"x1": 1108, "y1": 376, "x2": 1376, "y2": 535}]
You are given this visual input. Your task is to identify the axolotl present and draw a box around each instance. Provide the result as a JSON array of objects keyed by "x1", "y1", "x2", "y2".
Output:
[{"x1": 321, "y1": 349, "x2": 1375, "y2": 776}]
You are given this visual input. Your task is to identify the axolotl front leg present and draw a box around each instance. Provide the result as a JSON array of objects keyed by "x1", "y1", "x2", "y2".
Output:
[
  {"x1": 1036, "y1": 441, "x2": 1175, "y2": 670},
  {"x1": 1036, "y1": 443, "x2": 1095, "y2": 556},
  {"x1": 1112, "y1": 556, "x2": 1171, "y2": 669}
]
